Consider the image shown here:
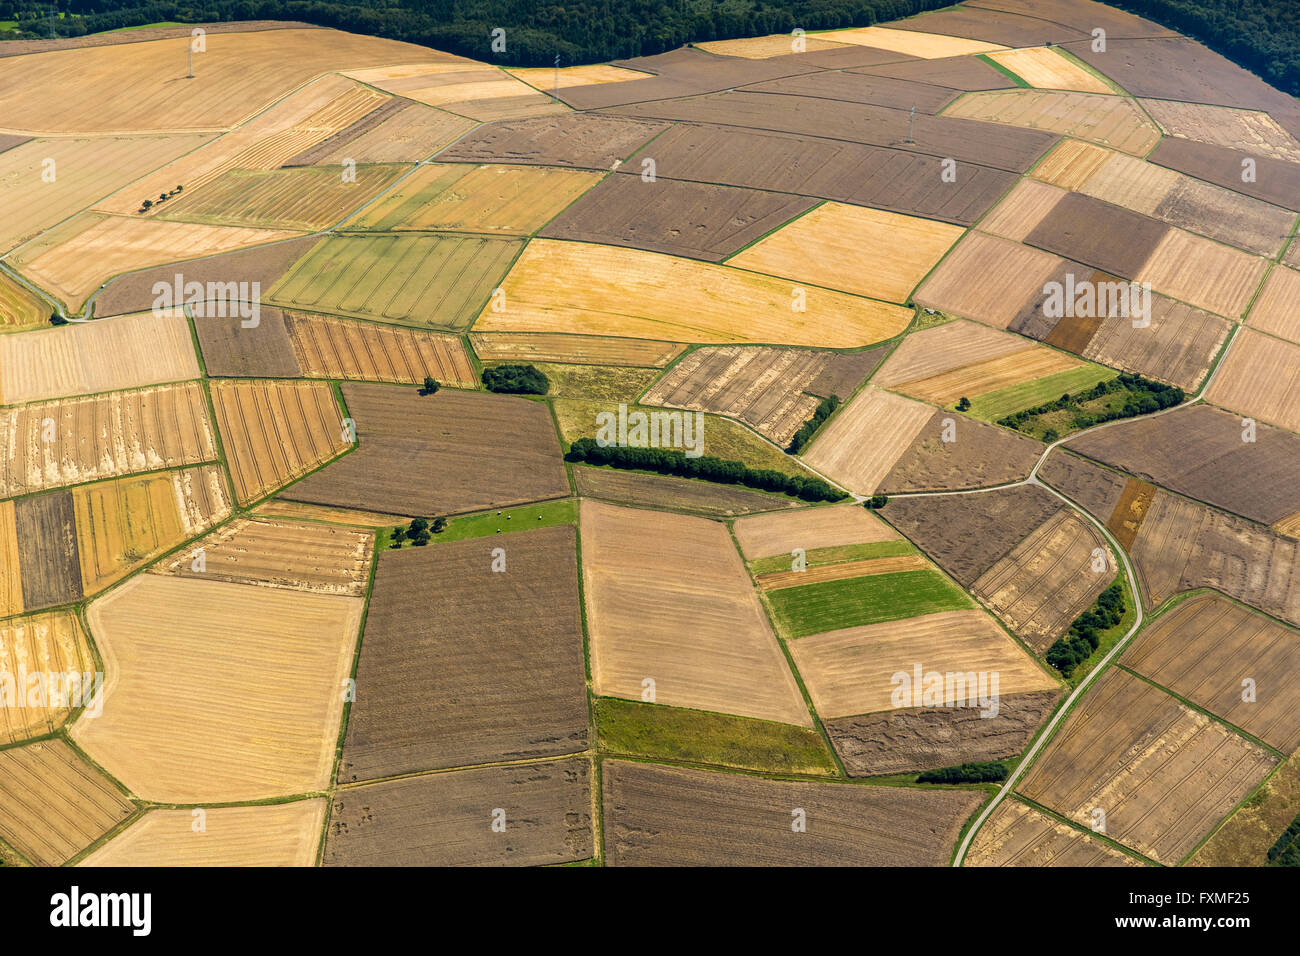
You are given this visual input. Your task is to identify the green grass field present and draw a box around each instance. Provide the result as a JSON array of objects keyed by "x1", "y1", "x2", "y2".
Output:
[
  {"x1": 967, "y1": 364, "x2": 1116, "y2": 422},
  {"x1": 594, "y1": 697, "x2": 837, "y2": 775},
  {"x1": 767, "y1": 568, "x2": 974, "y2": 638},
  {"x1": 747, "y1": 539, "x2": 916, "y2": 575},
  {"x1": 378, "y1": 498, "x2": 574, "y2": 549}
]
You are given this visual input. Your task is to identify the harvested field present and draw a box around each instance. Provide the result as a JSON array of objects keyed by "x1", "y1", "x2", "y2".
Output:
[
  {"x1": 875, "y1": 319, "x2": 1029, "y2": 386},
  {"x1": 1077, "y1": 295, "x2": 1230, "y2": 390},
  {"x1": 0, "y1": 270, "x2": 47, "y2": 332},
  {"x1": 1135, "y1": 229, "x2": 1270, "y2": 318},
  {"x1": 0, "y1": 738, "x2": 134, "y2": 866},
  {"x1": 1191, "y1": 747, "x2": 1300, "y2": 866},
  {"x1": 475, "y1": 239, "x2": 912, "y2": 348},
  {"x1": 1024, "y1": 192, "x2": 1168, "y2": 279},
  {"x1": 734, "y1": 503, "x2": 898, "y2": 560},
  {"x1": 742, "y1": 70, "x2": 958, "y2": 114},
  {"x1": 343, "y1": 62, "x2": 567, "y2": 122},
  {"x1": 509, "y1": 63, "x2": 649, "y2": 88},
  {"x1": 348, "y1": 163, "x2": 601, "y2": 235},
  {"x1": 973, "y1": 509, "x2": 1112, "y2": 652},
  {"x1": 1248, "y1": 267, "x2": 1300, "y2": 343},
  {"x1": 853, "y1": 52, "x2": 1018, "y2": 92},
  {"x1": 968, "y1": 0, "x2": 1175, "y2": 38},
  {"x1": 210, "y1": 380, "x2": 350, "y2": 505},
  {"x1": 986, "y1": 47, "x2": 1110, "y2": 93},
  {"x1": 0, "y1": 382, "x2": 216, "y2": 498},
  {"x1": 1148, "y1": 137, "x2": 1300, "y2": 213},
  {"x1": 527, "y1": 362, "x2": 659, "y2": 402},
  {"x1": 727, "y1": 203, "x2": 963, "y2": 302},
  {"x1": 253, "y1": 500, "x2": 407, "y2": 526},
  {"x1": 943, "y1": 89, "x2": 1159, "y2": 155},
  {"x1": 694, "y1": 34, "x2": 855, "y2": 58},
  {"x1": 437, "y1": 113, "x2": 668, "y2": 169},
  {"x1": 1032, "y1": 137, "x2": 1112, "y2": 190},
  {"x1": 757, "y1": 553, "x2": 928, "y2": 589},
  {"x1": 73, "y1": 466, "x2": 230, "y2": 595},
  {"x1": 1074, "y1": 149, "x2": 1178, "y2": 214},
  {"x1": 1038, "y1": 447, "x2": 1133, "y2": 524},
  {"x1": 267, "y1": 233, "x2": 521, "y2": 331},
  {"x1": 572, "y1": 466, "x2": 803, "y2": 517},
  {"x1": 1139, "y1": 99, "x2": 1300, "y2": 163},
  {"x1": 74, "y1": 574, "x2": 362, "y2": 803},
  {"x1": 883, "y1": 484, "x2": 1063, "y2": 586},
  {"x1": 304, "y1": 102, "x2": 476, "y2": 165},
  {"x1": 193, "y1": 307, "x2": 301, "y2": 379},
  {"x1": 337, "y1": 526, "x2": 585, "y2": 780},
  {"x1": 284, "y1": 311, "x2": 476, "y2": 387},
  {"x1": 1288, "y1": 242, "x2": 1300, "y2": 272},
  {"x1": 326, "y1": 759, "x2": 592, "y2": 866},
  {"x1": 820, "y1": 26, "x2": 1005, "y2": 57},
  {"x1": 0, "y1": 309, "x2": 199, "y2": 404},
  {"x1": 1017, "y1": 668, "x2": 1276, "y2": 864},
  {"x1": 641, "y1": 345, "x2": 882, "y2": 446},
  {"x1": 0, "y1": 502, "x2": 19, "y2": 616},
  {"x1": 978, "y1": 179, "x2": 1066, "y2": 241},
  {"x1": 79, "y1": 800, "x2": 326, "y2": 867},
  {"x1": 15, "y1": 491, "x2": 83, "y2": 610},
  {"x1": 888, "y1": 5, "x2": 1090, "y2": 45},
  {"x1": 914, "y1": 232, "x2": 1066, "y2": 328},
  {"x1": 1125, "y1": 488, "x2": 1199, "y2": 604},
  {"x1": 966, "y1": 799, "x2": 1141, "y2": 867},
  {"x1": 154, "y1": 517, "x2": 371, "y2": 597},
  {"x1": 581, "y1": 500, "x2": 810, "y2": 726},
  {"x1": 1206, "y1": 328, "x2": 1300, "y2": 432},
  {"x1": 1152, "y1": 178, "x2": 1295, "y2": 258},
  {"x1": 540, "y1": 177, "x2": 815, "y2": 262},
  {"x1": 285, "y1": 384, "x2": 568, "y2": 517},
  {"x1": 800, "y1": 387, "x2": 933, "y2": 495},
  {"x1": 602, "y1": 760, "x2": 981, "y2": 866},
  {"x1": 1124, "y1": 593, "x2": 1300, "y2": 752},
  {"x1": 885, "y1": 343, "x2": 1083, "y2": 407},
  {"x1": 469, "y1": 332, "x2": 684, "y2": 368},
  {"x1": 0, "y1": 610, "x2": 93, "y2": 745},
  {"x1": 280, "y1": 97, "x2": 408, "y2": 164},
  {"x1": 879, "y1": 411, "x2": 1044, "y2": 493},
  {"x1": 826, "y1": 689, "x2": 1061, "y2": 776}
]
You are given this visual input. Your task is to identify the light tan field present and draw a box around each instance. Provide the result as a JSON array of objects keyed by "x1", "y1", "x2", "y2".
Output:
[
  {"x1": 348, "y1": 162, "x2": 600, "y2": 235},
  {"x1": 966, "y1": 799, "x2": 1141, "y2": 867},
  {"x1": 253, "y1": 499, "x2": 408, "y2": 527},
  {"x1": 978, "y1": 179, "x2": 1066, "y2": 241},
  {"x1": 945, "y1": 90, "x2": 1160, "y2": 155},
  {"x1": 1247, "y1": 267, "x2": 1300, "y2": 343},
  {"x1": 0, "y1": 382, "x2": 216, "y2": 497},
  {"x1": 0, "y1": 309, "x2": 199, "y2": 404},
  {"x1": 580, "y1": 499, "x2": 812, "y2": 726},
  {"x1": 80, "y1": 800, "x2": 326, "y2": 867},
  {"x1": 733, "y1": 502, "x2": 899, "y2": 560},
  {"x1": 801, "y1": 386, "x2": 933, "y2": 494},
  {"x1": 1139, "y1": 99, "x2": 1300, "y2": 162},
  {"x1": 343, "y1": 62, "x2": 568, "y2": 122},
  {"x1": 0, "y1": 28, "x2": 440, "y2": 134},
  {"x1": 285, "y1": 311, "x2": 477, "y2": 387},
  {"x1": 475, "y1": 239, "x2": 912, "y2": 348},
  {"x1": 210, "y1": 380, "x2": 350, "y2": 505},
  {"x1": 788, "y1": 609, "x2": 1058, "y2": 719},
  {"x1": 0, "y1": 133, "x2": 211, "y2": 253},
  {"x1": 0, "y1": 501, "x2": 19, "y2": 615},
  {"x1": 1135, "y1": 228, "x2": 1269, "y2": 318},
  {"x1": 469, "y1": 331, "x2": 685, "y2": 367},
  {"x1": 14, "y1": 213, "x2": 299, "y2": 313},
  {"x1": 73, "y1": 465, "x2": 230, "y2": 595},
  {"x1": 694, "y1": 34, "x2": 854, "y2": 58},
  {"x1": 876, "y1": 319, "x2": 1031, "y2": 387},
  {"x1": 0, "y1": 270, "x2": 48, "y2": 332},
  {"x1": 154, "y1": 517, "x2": 372, "y2": 597},
  {"x1": 973, "y1": 509, "x2": 1112, "y2": 652},
  {"x1": 894, "y1": 347, "x2": 1086, "y2": 406},
  {"x1": 0, "y1": 610, "x2": 94, "y2": 745},
  {"x1": 821, "y1": 26, "x2": 1006, "y2": 57},
  {"x1": 1206, "y1": 328, "x2": 1300, "y2": 434},
  {"x1": 74, "y1": 574, "x2": 363, "y2": 803},
  {"x1": 1032, "y1": 138, "x2": 1112, "y2": 190},
  {"x1": 0, "y1": 738, "x2": 135, "y2": 866},
  {"x1": 726, "y1": 203, "x2": 965, "y2": 303},
  {"x1": 1077, "y1": 149, "x2": 1180, "y2": 214},
  {"x1": 508, "y1": 64, "x2": 649, "y2": 89},
  {"x1": 310, "y1": 102, "x2": 476, "y2": 165},
  {"x1": 914, "y1": 232, "x2": 1065, "y2": 328},
  {"x1": 758, "y1": 553, "x2": 929, "y2": 589},
  {"x1": 987, "y1": 47, "x2": 1112, "y2": 93}
]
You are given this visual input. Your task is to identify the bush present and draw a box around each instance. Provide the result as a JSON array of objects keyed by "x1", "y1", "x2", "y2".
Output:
[
  {"x1": 864, "y1": 495, "x2": 888, "y2": 509},
  {"x1": 917, "y1": 762, "x2": 1008, "y2": 784},
  {"x1": 956, "y1": 396, "x2": 971, "y2": 412},
  {"x1": 483, "y1": 364, "x2": 549, "y2": 395}
]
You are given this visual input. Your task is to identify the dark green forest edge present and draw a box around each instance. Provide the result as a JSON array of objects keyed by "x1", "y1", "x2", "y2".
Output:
[{"x1": 5, "y1": 0, "x2": 1298, "y2": 97}]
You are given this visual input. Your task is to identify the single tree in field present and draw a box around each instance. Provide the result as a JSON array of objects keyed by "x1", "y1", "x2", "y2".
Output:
[
  {"x1": 141, "y1": 199, "x2": 153, "y2": 210},
  {"x1": 956, "y1": 396, "x2": 971, "y2": 411},
  {"x1": 422, "y1": 376, "x2": 440, "y2": 395}
]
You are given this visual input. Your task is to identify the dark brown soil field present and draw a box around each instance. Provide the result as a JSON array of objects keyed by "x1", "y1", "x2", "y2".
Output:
[
  {"x1": 878, "y1": 411, "x2": 1044, "y2": 494},
  {"x1": 193, "y1": 307, "x2": 302, "y2": 378},
  {"x1": 1024, "y1": 193, "x2": 1170, "y2": 279},
  {"x1": 851, "y1": 53, "x2": 1018, "y2": 91},
  {"x1": 602, "y1": 759, "x2": 981, "y2": 866},
  {"x1": 1038, "y1": 448, "x2": 1138, "y2": 526},
  {"x1": 436, "y1": 113, "x2": 669, "y2": 169},
  {"x1": 1149, "y1": 137, "x2": 1300, "y2": 212},
  {"x1": 283, "y1": 384, "x2": 569, "y2": 517},
  {"x1": 807, "y1": 347, "x2": 888, "y2": 398},
  {"x1": 573, "y1": 466, "x2": 803, "y2": 517},
  {"x1": 92, "y1": 235, "x2": 322, "y2": 318},
  {"x1": 968, "y1": 0, "x2": 1176, "y2": 38},
  {"x1": 624, "y1": 124, "x2": 1018, "y2": 225},
  {"x1": 614, "y1": 93, "x2": 1058, "y2": 172},
  {"x1": 825, "y1": 689, "x2": 1061, "y2": 775},
  {"x1": 282, "y1": 98, "x2": 409, "y2": 166},
  {"x1": 742, "y1": 71, "x2": 959, "y2": 114},
  {"x1": 1066, "y1": 404, "x2": 1300, "y2": 525},
  {"x1": 1153, "y1": 179, "x2": 1295, "y2": 258},
  {"x1": 882, "y1": 484, "x2": 1062, "y2": 586},
  {"x1": 15, "y1": 491, "x2": 83, "y2": 609},
  {"x1": 325, "y1": 758, "x2": 592, "y2": 866},
  {"x1": 539, "y1": 176, "x2": 815, "y2": 261},
  {"x1": 0, "y1": 133, "x2": 30, "y2": 155},
  {"x1": 337, "y1": 525, "x2": 587, "y2": 782},
  {"x1": 890, "y1": 5, "x2": 1090, "y2": 44},
  {"x1": 1043, "y1": 300, "x2": 1107, "y2": 354}
]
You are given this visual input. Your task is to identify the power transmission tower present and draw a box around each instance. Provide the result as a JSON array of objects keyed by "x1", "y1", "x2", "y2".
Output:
[{"x1": 905, "y1": 105, "x2": 916, "y2": 144}]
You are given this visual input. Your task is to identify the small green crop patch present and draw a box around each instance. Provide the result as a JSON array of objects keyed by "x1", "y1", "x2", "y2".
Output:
[
  {"x1": 966, "y1": 364, "x2": 1116, "y2": 422},
  {"x1": 993, "y1": 373, "x2": 1183, "y2": 441},
  {"x1": 767, "y1": 568, "x2": 973, "y2": 639},
  {"x1": 747, "y1": 539, "x2": 916, "y2": 576},
  {"x1": 378, "y1": 499, "x2": 574, "y2": 549}
]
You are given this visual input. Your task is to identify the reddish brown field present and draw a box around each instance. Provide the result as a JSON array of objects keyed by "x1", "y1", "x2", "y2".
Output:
[{"x1": 1024, "y1": 192, "x2": 1170, "y2": 279}]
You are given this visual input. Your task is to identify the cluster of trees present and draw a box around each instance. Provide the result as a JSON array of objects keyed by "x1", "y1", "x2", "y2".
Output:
[
  {"x1": 390, "y1": 514, "x2": 446, "y2": 547},
  {"x1": 1045, "y1": 580, "x2": 1126, "y2": 676},
  {"x1": 916, "y1": 761, "x2": 1008, "y2": 785},
  {"x1": 140, "y1": 184, "x2": 183, "y2": 213},
  {"x1": 786, "y1": 394, "x2": 839, "y2": 454},
  {"x1": 863, "y1": 494, "x2": 888, "y2": 509},
  {"x1": 420, "y1": 375, "x2": 439, "y2": 395},
  {"x1": 566, "y1": 436, "x2": 848, "y2": 502},
  {"x1": 483, "y1": 363, "x2": 548, "y2": 395},
  {"x1": 1268, "y1": 811, "x2": 1300, "y2": 866},
  {"x1": 998, "y1": 374, "x2": 1184, "y2": 434}
]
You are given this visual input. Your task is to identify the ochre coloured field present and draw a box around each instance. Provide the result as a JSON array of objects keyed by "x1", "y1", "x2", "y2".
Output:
[
  {"x1": 284, "y1": 311, "x2": 477, "y2": 388},
  {"x1": 0, "y1": 270, "x2": 47, "y2": 332},
  {"x1": 210, "y1": 379, "x2": 351, "y2": 505},
  {"x1": 914, "y1": 232, "x2": 1065, "y2": 328},
  {"x1": 473, "y1": 239, "x2": 913, "y2": 348},
  {"x1": 1135, "y1": 227, "x2": 1270, "y2": 318},
  {"x1": 305, "y1": 101, "x2": 475, "y2": 165},
  {"x1": 0, "y1": 501, "x2": 20, "y2": 615},
  {"x1": 820, "y1": 26, "x2": 1007, "y2": 57},
  {"x1": 943, "y1": 89, "x2": 1159, "y2": 154},
  {"x1": 800, "y1": 386, "x2": 934, "y2": 495},
  {"x1": 966, "y1": 800, "x2": 1141, "y2": 867},
  {"x1": 693, "y1": 34, "x2": 855, "y2": 58},
  {"x1": 876, "y1": 319, "x2": 1031, "y2": 387},
  {"x1": 79, "y1": 800, "x2": 326, "y2": 867},
  {"x1": 733, "y1": 503, "x2": 899, "y2": 560},
  {"x1": 726, "y1": 203, "x2": 965, "y2": 303},
  {"x1": 1247, "y1": 267, "x2": 1300, "y2": 343},
  {"x1": 74, "y1": 574, "x2": 363, "y2": 803},
  {"x1": 469, "y1": 332, "x2": 686, "y2": 367},
  {"x1": 986, "y1": 47, "x2": 1111, "y2": 93},
  {"x1": 1032, "y1": 137, "x2": 1113, "y2": 190},
  {"x1": 0, "y1": 309, "x2": 199, "y2": 404},
  {"x1": 580, "y1": 500, "x2": 812, "y2": 727},
  {"x1": 1207, "y1": 328, "x2": 1300, "y2": 433},
  {"x1": 508, "y1": 63, "x2": 649, "y2": 89},
  {"x1": 0, "y1": 610, "x2": 93, "y2": 745},
  {"x1": 343, "y1": 61, "x2": 568, "y2": 122},
  {"x1": 978, "y1": 179, "x2": 1066, "y2": 241},
  {"x1": 892, "y1": 341, "x2": 1085, "y2": 406},
  {"x1": 1138, "y1": 99, "x2": 1300, "y2": 162}
]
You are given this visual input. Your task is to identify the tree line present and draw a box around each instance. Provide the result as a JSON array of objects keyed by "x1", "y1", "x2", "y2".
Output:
[{"x1": 1045, "y1": 580, "x2": 1126, "y2": 676}]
